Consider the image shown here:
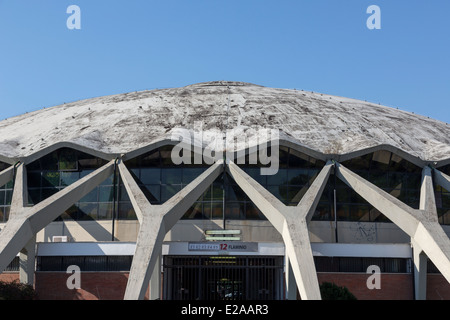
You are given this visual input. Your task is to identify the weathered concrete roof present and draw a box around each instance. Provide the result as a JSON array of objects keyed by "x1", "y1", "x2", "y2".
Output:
[{"x1": 0, "y1": 81, "x2": 449, "y2": 164}]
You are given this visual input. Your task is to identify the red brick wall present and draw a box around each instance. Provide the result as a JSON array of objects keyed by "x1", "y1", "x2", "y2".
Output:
[
  {"x1": 34, "y1": 272, "x2": 150, "y2": 300},
  {"x1": 2, "y1": 271, "x2": 449, "y2": 300},
  {"x1": 426, "y1": 274, "x2": 450, "y2": 300},
  {"x1": 0, "y1": 273, "x2": 19, "y2": 283},
  {"x1": 317, "y1": 273, "x2": 414, "y2": 300}
]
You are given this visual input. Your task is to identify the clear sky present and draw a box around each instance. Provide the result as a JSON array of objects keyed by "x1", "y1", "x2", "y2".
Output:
[{"x1": 0, "y1": 0, "x2": 449, "y2": 123}]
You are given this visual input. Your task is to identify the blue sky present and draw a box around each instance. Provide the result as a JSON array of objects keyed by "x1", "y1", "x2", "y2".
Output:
[{"x1": 0, "y1": 0, "x2": 449, "y2": 123}]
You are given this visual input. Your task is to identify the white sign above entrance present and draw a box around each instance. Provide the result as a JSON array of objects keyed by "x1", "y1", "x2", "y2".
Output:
[
  {"x1": 188, "y1": 242, "x2": 258, "y2": 253},
  {"x1": 162, "y1": 242, "x2": 284, "y2": 256}
]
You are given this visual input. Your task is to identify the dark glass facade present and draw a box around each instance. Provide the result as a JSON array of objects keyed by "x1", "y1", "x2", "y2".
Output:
[
  {"x1": 0, "y1": 178, "x2": 13, "y2": 223},
  {"x1": 435, "y1": 164, "x2": 450, "y2": 225},
  {"x1": 0, "y1": 161, "x2": 12, "y2": 222},
  {"x1": 26, "y1": 148, "x2": 115, "y2": 221},
  {"x1": 317, "y1": 151, "x2": 422, "y2": 223},
  {"x1": 341, "y1": 150, "x2": 422, "y2": 209},
  {"x1": 125, "y1": 146, "x2": 326, "y2": 220},
  {"x1": 239, "y1": 146, "x2": 326, "y2": 206},
  {"x1": 3, "y1": 146, "x2": 444, "y2": 225}
]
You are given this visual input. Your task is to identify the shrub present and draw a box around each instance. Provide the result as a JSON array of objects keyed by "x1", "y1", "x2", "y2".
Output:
[
  {"x1": 0, "y1": 280, "x2": 37, "y2": 300},
  {"x1": 320, "y1": 282, "x2": 357, "y2": 300}
]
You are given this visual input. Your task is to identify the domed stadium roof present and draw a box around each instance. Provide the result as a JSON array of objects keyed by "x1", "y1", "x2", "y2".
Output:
[{"x1": 0, "y1": 81, "x2": 449, "y2": 164}]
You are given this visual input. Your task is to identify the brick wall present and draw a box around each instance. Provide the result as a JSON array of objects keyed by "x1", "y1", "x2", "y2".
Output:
[
  {"x1": 426, "y1": 274, "x2": 450, "y2": 300},
  {"x1": 34, "y1": 272, "x2": 150, "y2": 300},
  {"x1": 317, "y1": 273, "x2": 414, "y2": 300},
  {"x1": 0, "y1": 273, "x2": 19, "y2": 283},
  {"x1": 1, "y1": 271, "x2": 449, "y2": 300}
]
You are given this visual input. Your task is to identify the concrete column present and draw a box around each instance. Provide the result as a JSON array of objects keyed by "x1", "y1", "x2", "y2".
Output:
[
  {"x1": 285, "y1": 256, "x2": 297, "y2": 300},
  {"x1": 0, "y1": 160, "x2": 115, "y2": 273},
  {"x1": 149, "y1": 252, "x2": 161, "y2": 300},
  {"x1": 412, "y1": 239, "x2": 427, "y2": 300},
  {"x1": 227, "y1": 160, "x2": 333, "y2": 300},
  {"x1": 121, "y1": 160, "x2": 224, "y2": 300},
  {"x1": 19, "y1": 236, "x2": 36, "y2": 285},
  {"x1": 411, "y1": 166, "x2": 438, "y2": 300}
]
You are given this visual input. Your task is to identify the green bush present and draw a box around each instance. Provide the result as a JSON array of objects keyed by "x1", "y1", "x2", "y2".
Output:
[
  {"x1": 320, "y1": 282, "x2": 357, "y2": 300},
  {"x1": 0, "y1": 280, "x2": 37, "y2": 300}
]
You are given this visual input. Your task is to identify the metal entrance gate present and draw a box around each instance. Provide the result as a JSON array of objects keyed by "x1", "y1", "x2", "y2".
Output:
[{"x1": 163, "y1": 256, "x2": 284, "y2": 300}]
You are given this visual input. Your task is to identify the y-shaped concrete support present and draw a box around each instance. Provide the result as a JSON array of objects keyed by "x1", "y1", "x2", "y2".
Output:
[
  {"x1": 0, "y1": 161, "x2": 115, "y2": 274},
  {"x1": 227, "y1": 160, "x2": 333, "y2": 300},
  {"x1": 335, "y1": 162, "x2": 450, "y2": 289},
  {"x1": 412, "y1": 166, "x2": 439, "y2": 300},
  {"x1": 120, "y1": 160, "x2": 224, "y2": 300},
  {"x1": 9, "y1": 163, "x2": 37, "y2": 284}
]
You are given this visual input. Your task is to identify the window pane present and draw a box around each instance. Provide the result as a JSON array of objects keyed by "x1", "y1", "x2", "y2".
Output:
[
  {"x1": 350, "y1": 205, "x2": 370, "y2": 222},
  {"x1": 99, "y1": 186, "x2": 114, "y2": 202},
  {"x1": 80, "y1": 188, "x2": 98, "y2": 202},
  {"x1": 119, "y1": 185, "x2": 130, "y2": 202},
  {"x1": 266, "y1": 168, "x2": 287, "y2": 185},
  {"x1": 3, "y1": 207, "x2": 10, "y2": 221},
  {"x1": 60, "y1": 172, "x2": 79, "y2": 187},
  {"x1": 183, "y1": 203, "x2": 204, "y2": 219},
  {"x1": 368, "y1": 171, "x2": 388, "y2": 188},
  {"x1": 287, "y1": 185, "x2": 307, "y2": 204},
  {"x1": 59, "y1": 149, "x2": 78, "y2": 171},
  {"x1": 288, "y1": 149, "x2": 310, "y2": 168},
  {"x1": 182, "y1": 168, "x2": 205, "y2": 184},
  {"x1": 61, "y1": 205, "x2": 79, "y2": 220},
  {"x1": 161, "y1": 168, "x2": 182, "y2": 184},
  {"x1": 313, "y1": 202, "x2": 332, "y2": 221},
  {"x1": 141, "y1": 150, "x2": 160, "y2": 167},
  {"x1": 203, "y1": 203, "x2": 212, "y2": 220},
  {"x1": 226, "y1": 202, "x2": 244, "y2": 219},
  {"x1": 42, "y1": 172, "x2": 60, "y2": 187},
  {"x1": 161, "y1": 185, "x2": 181, "y2": 202},
  {"x1": 28, "y1": 172, "x2": 41, "y2": 188},
  {"x1": 336, "y1": 204, "x2": 350, "y2": 221},
  {"x1": 243, "y1": 167, "x2": 266, "y2": 185},
  {"x1": 142, "y1": 185, "x2": 160, "y2": 203},
  {"x1": 98, "y1": 203, "x2": 113, "y2": 219},
  {"x1": 211, "y1": 202, "x2": 223, "y2": 219},
  {"x1": 211, "y1": 182, "x2": 224, "y2": 201},
  {"x1": 160, "y1": 146, "x2": 175, "y2": 166},
  {"x1": 118, "y1": 202, "x2": 137, "y2": 220},
  {"x1": 100, "y1": 174, "x2": 114, "y2": 186},
  {"x1": 40, "y1": 153, "x2": 59, "y2": 170},
  {"x1": 267, "y1": 185, "x2": 285, "y2": 202},
  {"x1": 28, "y1": 188, "x2": 41, "y2": 205},
  {"x1": 140, "y1": 168, "x2": 161, "y2": 185},
  {"x1": 78, "y1": 203, "x2": 98, "y2": 220},
  {"x1": 41, "y1": 187, "x2": 59, "y2": 200},
  {"x1": 287, "y1": 169, "x2": 310, "y2": 185},
  {"x1": 245, "y1": 202, "x2": 265, "y2": 220},
  {"x1": 227, "y1": 184, "x2": 246, "y2": 201}
]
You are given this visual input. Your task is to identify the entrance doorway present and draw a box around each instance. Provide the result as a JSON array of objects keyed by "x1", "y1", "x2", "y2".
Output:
[{"x1": 163, "y1": 256, "x2": 284, "y2": 300}]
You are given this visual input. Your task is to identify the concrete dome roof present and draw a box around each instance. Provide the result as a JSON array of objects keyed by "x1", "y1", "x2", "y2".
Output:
[{"x1": 0, "y1": 81, "x2": 449, "y2": 165}]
